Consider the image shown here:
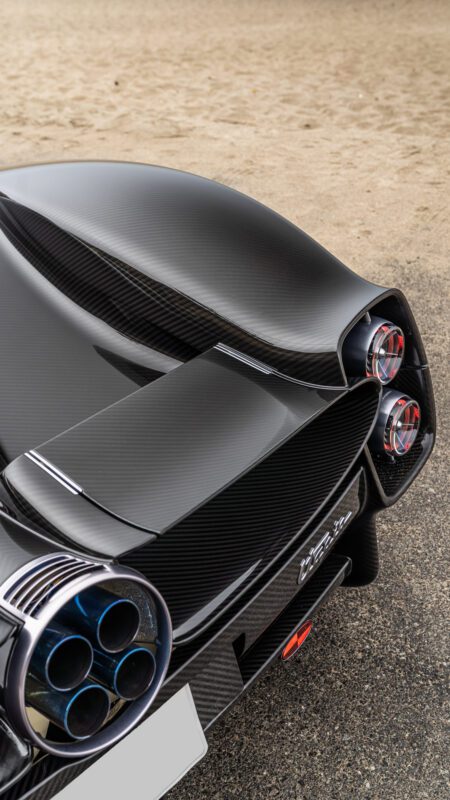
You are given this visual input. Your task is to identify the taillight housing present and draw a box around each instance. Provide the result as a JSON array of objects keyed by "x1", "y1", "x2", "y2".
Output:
[
  {"x1": 371, "y1": 390, "x2": 421, "y2": 457},
  {"x1": 344, "y1": 315, "x2": 404, "y2": 385}
]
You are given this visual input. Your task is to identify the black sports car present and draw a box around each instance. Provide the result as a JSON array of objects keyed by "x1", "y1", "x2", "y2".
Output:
[{"x1": 0, "y1": 162, "x2": 435, "y2": 799}]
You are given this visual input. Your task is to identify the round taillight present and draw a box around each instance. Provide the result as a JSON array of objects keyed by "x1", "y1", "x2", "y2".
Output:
[
  {"x1": 343, "y1": 315, "x2": 404, "y2": 385},
  {"x1": 367, "y1": 321, "x2": 404, "y2": 384},
  {"x1": 372, "y1": 390, "x2": 421, "y2": 457}
]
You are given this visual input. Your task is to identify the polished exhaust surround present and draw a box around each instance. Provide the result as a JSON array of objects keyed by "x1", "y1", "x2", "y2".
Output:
[{"x1": 0, "y1": 556, "x2": 172, "y2": 758}]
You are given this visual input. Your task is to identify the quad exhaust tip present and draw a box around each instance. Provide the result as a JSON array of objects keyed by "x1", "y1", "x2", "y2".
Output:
[{"x1": 1, "y1": 558, "x2": 172, "y2": 758}]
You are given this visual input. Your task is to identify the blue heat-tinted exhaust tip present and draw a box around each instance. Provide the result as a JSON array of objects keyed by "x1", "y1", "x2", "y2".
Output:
[
  {"x1": 26, "y1": 677, "x2": 111, "y2": 740},
  {"x1": 92, "y1": 645, "x2": 156, "y2": 701},
  {"x1": 30, "y1": 622, "x2": 93, "y2": 692},
  {"x1": 59, "y1": 587, "x2": 141, "y2": 653}
]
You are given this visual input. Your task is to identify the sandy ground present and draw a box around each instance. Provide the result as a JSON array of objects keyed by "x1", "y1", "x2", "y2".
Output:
[{"x1": 0, "y1": 1, "x2": 448, "y2": 798}]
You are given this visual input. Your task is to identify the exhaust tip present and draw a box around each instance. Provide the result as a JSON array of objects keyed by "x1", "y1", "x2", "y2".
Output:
[
  {"x1": 3, "y1": 560, "x2": 172, "y2": 758},
  {"x1": 46, "y1": 634, "x2": 93, "y2": 692},
  {"x1": 97, "y1": 597, "x2": 140, "y2": 653},
  {"x1": 65, "y1": 683, "x2": 111, "y2": 740},
  {"x1": 30, "y1": 622, "x2": 94, "y2": 692},
  {"x1": 114, "y1": 647, "x2": 156, "y2": 701}
]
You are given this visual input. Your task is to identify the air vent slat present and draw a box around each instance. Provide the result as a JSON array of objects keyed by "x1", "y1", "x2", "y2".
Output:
[
  {"x1": 10, "y1": 559, "x2": 81, "y2": 610},
  {"x1": 5, "y1": 556, "x2": 70, "y2": 605},
  {"x1": 21, "y1": 562, "x2": 94, "y2": 615},
  {"x1": 25, "y1": 565, "x2": 102, "y2": 616},
  {"x1": 3, "y1": 555, "x2": 107, "y2": 619}
]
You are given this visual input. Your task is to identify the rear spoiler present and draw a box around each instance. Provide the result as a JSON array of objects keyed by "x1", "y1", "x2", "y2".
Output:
[{"x1": 2, "y1": 347, "x2": 343, "y2": 557}]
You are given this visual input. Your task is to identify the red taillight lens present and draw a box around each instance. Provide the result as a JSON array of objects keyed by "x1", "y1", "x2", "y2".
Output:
[
  {"x1": 371, "y1": 390, "x2": 421, "y2": 457},
  {"x1": 343, "y1": 315, "x2": 404, "y2": 385},
  {"x1": 367, "y1": 322, "x2": 404, "y2": 384},
  {"x1": 281, "y1": 621, "x2": 313, "y2": 661},
  {"x1": 384, "y1": 395, "x2": 421, "y2": 456}
]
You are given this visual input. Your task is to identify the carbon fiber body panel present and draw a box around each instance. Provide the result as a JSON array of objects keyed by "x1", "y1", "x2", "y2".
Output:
[
  {"x1": 7, "y1": 348, "x2": 343, "y2": 537},
  {"x1": 121, "y1": 384, "x2": 378, "y2": 639},
  {"x1": 3, "y1": 348, "x2": 379, "y2": 569},
  {"x1": 0, "y1": 161, "x2": 436, "y2": 800},
  {"x1": 0, "y1": 233, "x2": 164, "y2": 466},
  {"x1": 0, "y1": 162, "x2": 388, "y2": 387}
]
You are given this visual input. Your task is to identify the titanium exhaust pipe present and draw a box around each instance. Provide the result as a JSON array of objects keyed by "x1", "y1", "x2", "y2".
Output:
[
  {"x1": 59, "y1": 587, "x2": 141, "y2": 652},
  {"x1": 29, "y1": 621, "x2": 93, "y2": 692},
  {"x1": 92, "y1": 646, "x2": 156, "y2": 701},
  {"x1": 26, "y1": 677, "x2": 111, "y2": 740},
  {"x1": 0, "y1": 555, "x2": 172, "y2": 758}
]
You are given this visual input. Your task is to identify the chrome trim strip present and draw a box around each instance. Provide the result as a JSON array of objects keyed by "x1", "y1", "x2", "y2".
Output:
[
  {"x1": 215, "y1": 343, "x2": 273, "y2": 374},
  {"x1": 25, "y1": 450, "x2": 82, "y2": 495}
]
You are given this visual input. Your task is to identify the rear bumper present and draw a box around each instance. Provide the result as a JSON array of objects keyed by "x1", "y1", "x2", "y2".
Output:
[
  {"x1": 6, "y1": 471, "x2": 361, "y2": 800},
  {"x1": 235, "y1": 553, "x2": 350, "y2": 691},
  {"x1": 159, "y1": 473, "x2": 360, "y2": 731}
]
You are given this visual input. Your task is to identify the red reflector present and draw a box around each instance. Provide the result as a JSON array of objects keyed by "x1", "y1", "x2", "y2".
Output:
[{"x1": 281, "y1": 620, "x2": 313, "y2": 661}]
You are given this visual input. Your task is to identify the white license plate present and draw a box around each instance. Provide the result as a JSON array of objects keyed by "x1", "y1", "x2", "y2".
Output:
[{"x1": 55, "y1": 685, "x2": 208, "y2": 800}]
